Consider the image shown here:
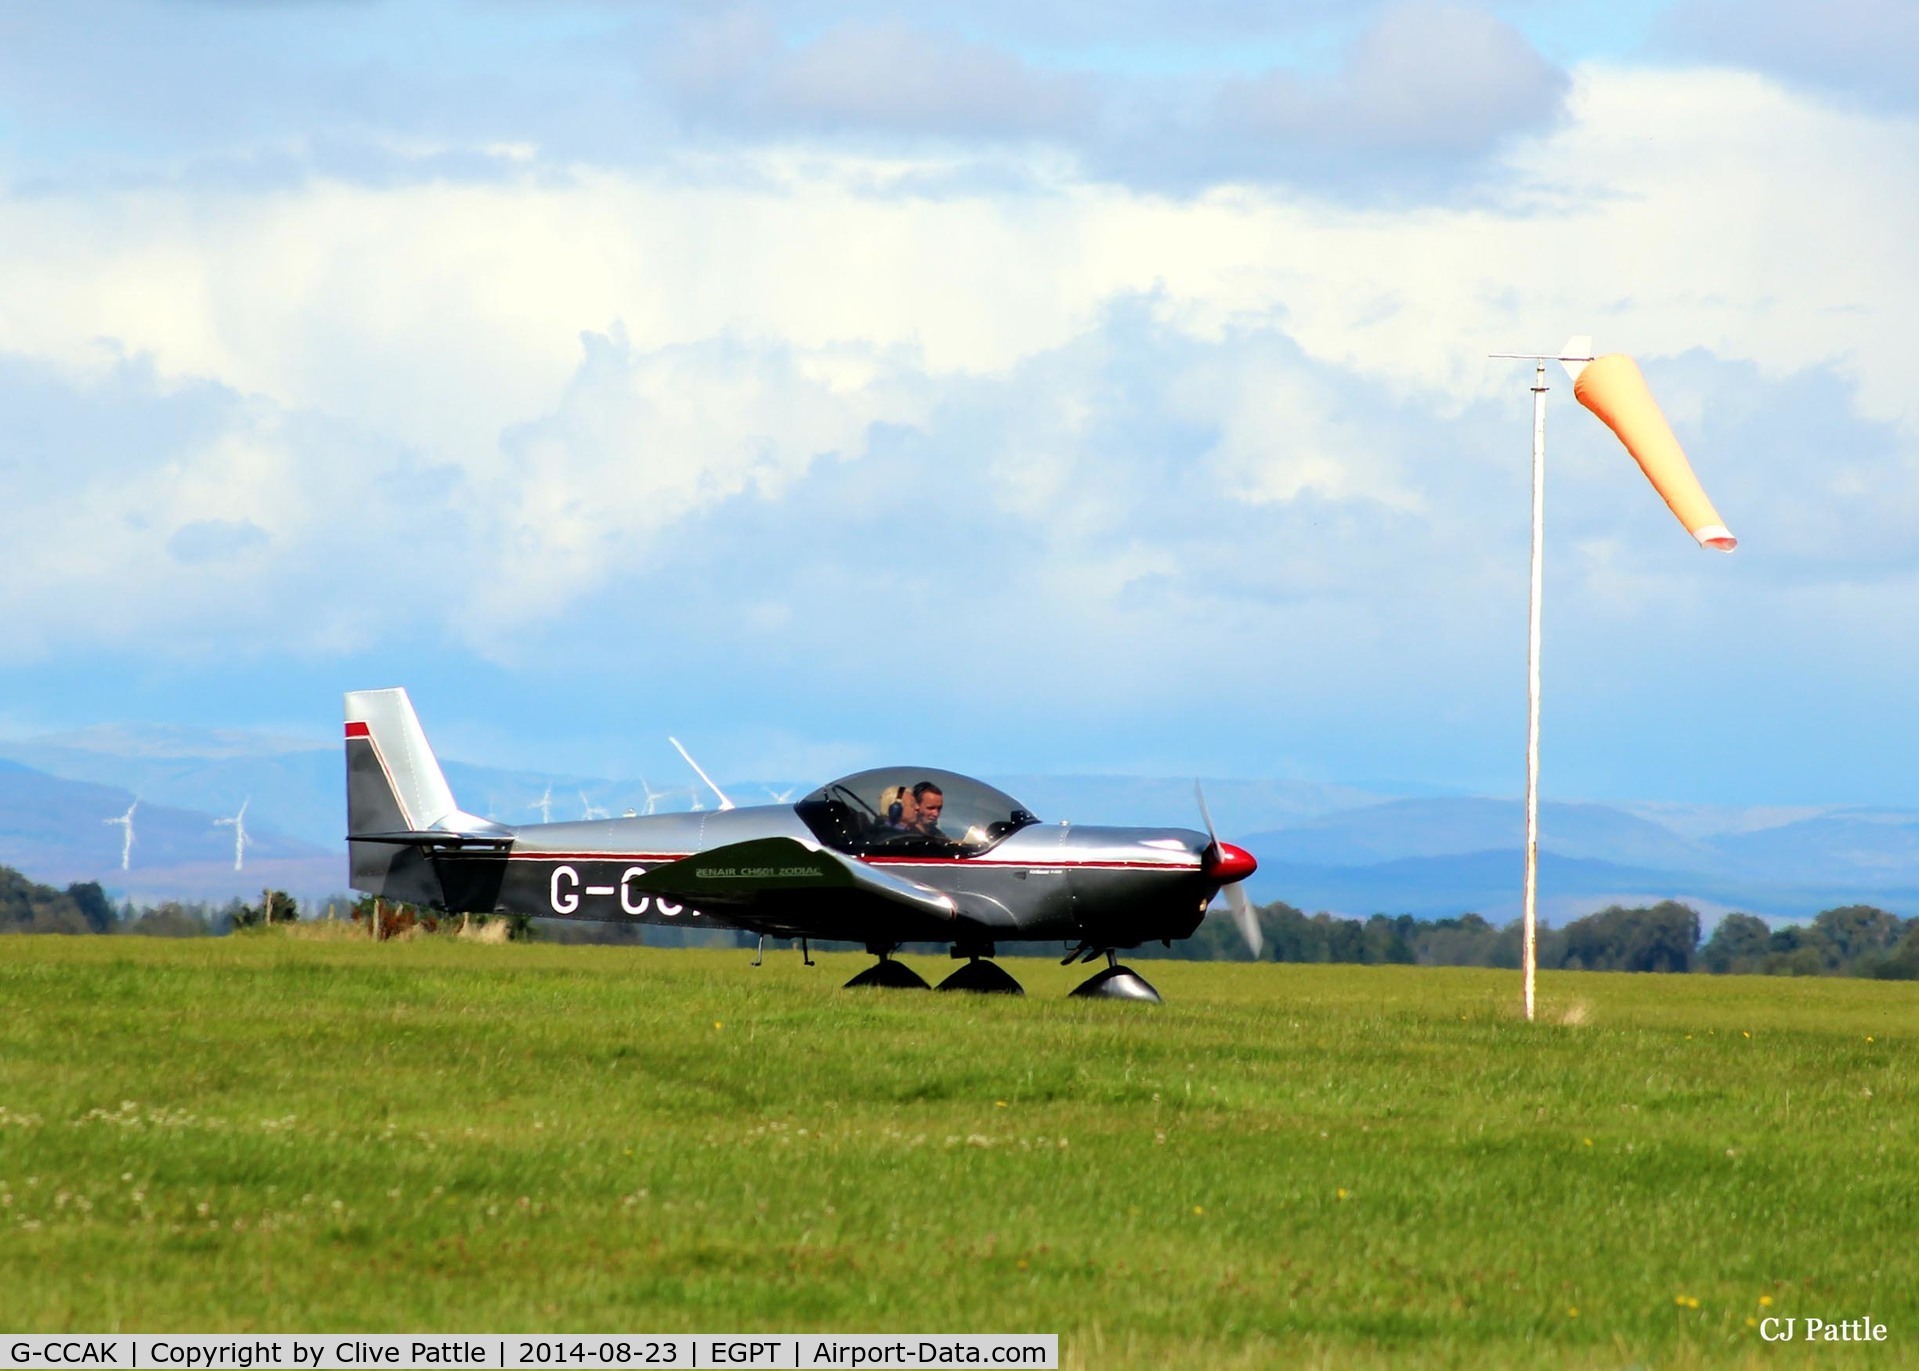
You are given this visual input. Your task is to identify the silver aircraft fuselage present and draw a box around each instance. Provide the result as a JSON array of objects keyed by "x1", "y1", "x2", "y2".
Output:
[
  {"x1": 364, "y1": 803, "x2": 1242, "y2": 952},
  {"x1": 345, "y1": 693, "x2": 1258, "y2": 960}
]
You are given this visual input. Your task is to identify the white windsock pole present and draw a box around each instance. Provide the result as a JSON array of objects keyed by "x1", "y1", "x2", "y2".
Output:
[
  {"x1": 1491, "y1": 340, "x2": 1593, "y2": 1024},
  {"x1": 1521, "y1": 359, "x2": 1547, "y2": 1025}
]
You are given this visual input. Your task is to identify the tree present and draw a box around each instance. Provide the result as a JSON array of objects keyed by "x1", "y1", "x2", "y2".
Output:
[
  {"x1": 1871, "y1": 924, "x2": 1919, "y2": 981},
  {"x1": 1810, "y1": 905, "x2": 1906, "y2": 972},
  {"x1": 230, "y1": 890, "x2": 300, "y2": 930},
  {"x1": 1701, "y1": 913, "x2": 1772, "y2": 974},
  {"x1": 65, "y1": 881, "x2": 117, "y2": 933},
  {"x1": 0, "y1": 864, "x2": 98, "y2": 934},
  {"x1": 1559, "y1": 902, "x2": 1700, "y2": 973},
  {"x1": 126, "y1": 902, "x2": 214, "y2": 937},
  {"x1": 1412, "y1": 914, "x2": 1501, "y2": 967},
  {"x1": 1760, "y1": 924, "x2": 1826, "y2": 976}
]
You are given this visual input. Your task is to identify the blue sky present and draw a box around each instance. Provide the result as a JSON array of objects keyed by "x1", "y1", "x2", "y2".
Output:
[{"x1": 1, "y1": 0, "x2": 1915, "y2": 806}]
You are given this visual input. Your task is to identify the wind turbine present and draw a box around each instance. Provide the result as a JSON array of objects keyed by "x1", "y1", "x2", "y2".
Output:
[
  {"x1": 578, "y1": 789, "x2": 610, "y2": 821},
  {"x1": 528, "y1": 783, "x2": 553, "y2": 825},
  {"x1": 104, "y1": 800, "x2": 138, "y2": 871},
  {"x1": 214, "y1": 798, "x2": 250, "y2": 872},
  {"x1": 638, "y1": 777, "x2": 668, "y2": 816},
  {"x1": 669, "y1": 736, "x2": 735, "y2": 811},
  {"x1": 764, "y1": 785, "x2": 797, "y2": 803}
]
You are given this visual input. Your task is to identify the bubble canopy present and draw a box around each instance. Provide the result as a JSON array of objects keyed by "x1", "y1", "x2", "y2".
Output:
[{"x1": 794, "y1": 767, "x2": 1040, "y2": 858}]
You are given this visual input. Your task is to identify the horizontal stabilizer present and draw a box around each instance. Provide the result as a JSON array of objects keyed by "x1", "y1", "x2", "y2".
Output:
[
  {"x1": 626, "y1": 837, "x2": 956, "y2": 917},
  {"x1": 347, "y1": 830, "x2": 514, "y2": 851}
]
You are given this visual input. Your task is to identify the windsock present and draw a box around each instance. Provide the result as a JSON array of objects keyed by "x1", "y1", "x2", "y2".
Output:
[{"x1": 1567, "y1": 352, "x2": 1735, "y2": 551}]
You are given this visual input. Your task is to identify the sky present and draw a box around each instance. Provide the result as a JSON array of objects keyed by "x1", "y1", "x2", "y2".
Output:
[{"x1": 1, "y1": 0, "x2": 1915, "y2": 807}]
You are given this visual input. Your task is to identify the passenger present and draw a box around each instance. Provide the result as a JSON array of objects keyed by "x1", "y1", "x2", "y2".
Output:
[{"x1": 873, "y1": 784, "x2": 920, "y2": 835}]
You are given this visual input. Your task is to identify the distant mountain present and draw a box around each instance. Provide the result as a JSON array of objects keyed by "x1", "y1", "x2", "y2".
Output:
[
  {"x1": 0, "y1": 758, "x2": 341, "y2": 905},
  {"x1": 1244, "y1": 849, "x2": 1725, "y2": 922},
  {"x1": 1707, "y1": 809, "x2": 1919, "y2": 886},
  {"x1": 1244, "y1": 797, "x2": 1722, "y2": 872},
  {"x1": 1241, "y1": 804, "x2": 1919, "y2": 923},
  {"x1": 7, "y1": 723, "x2": 1919, "y2": 923},
  {"x1": 0, "y1": 730, "x2": 1384, "y2": 848},
  {"x1": 982, "y1": 774, "x2": 1388, "y2": 833},
  {"x1": 0, "y1": 733, "x2": 345, "y2": 851}
]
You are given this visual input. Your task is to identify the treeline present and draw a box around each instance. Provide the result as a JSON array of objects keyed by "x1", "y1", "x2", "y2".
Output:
[
  {"x1": 0, "y1": 860, "x2": 720, "y2": 946},
  {"x1": 0, "y1": 864, "x2": 549, "y2": 941},
  {"x1": 0, "y1": 864, "x2": 317, "y2": 936},
  {"x1": 9, "y1": 858, "x2": 1919, "y2": 975},
  {"x1": 1161, "y1": 898, "x2": 1919, "y2": 978}
]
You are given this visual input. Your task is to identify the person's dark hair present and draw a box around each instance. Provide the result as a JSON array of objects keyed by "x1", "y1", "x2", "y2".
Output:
[{"x1": 911, "y1": 781, "x2": 943, "y2": 802}]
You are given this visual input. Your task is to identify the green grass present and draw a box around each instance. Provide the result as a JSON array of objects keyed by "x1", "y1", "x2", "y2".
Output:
[{"x1": 0, "y1": 934, "x2": 1913, "y2": 1367}]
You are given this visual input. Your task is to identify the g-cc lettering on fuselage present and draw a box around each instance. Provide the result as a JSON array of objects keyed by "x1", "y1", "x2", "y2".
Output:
[{"x1": 549, "y1": 863, "x2": 682, "y2": 917}]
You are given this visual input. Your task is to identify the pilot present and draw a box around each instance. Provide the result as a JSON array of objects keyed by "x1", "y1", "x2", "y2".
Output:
[{"x1": 907, "y1": 781, "x2": 947, "y2": 839}]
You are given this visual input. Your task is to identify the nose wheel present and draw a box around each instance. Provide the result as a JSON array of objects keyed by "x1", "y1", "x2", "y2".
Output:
[{"x1": 1066, "y1": 948, "x2": 1162, "y2": 1003}]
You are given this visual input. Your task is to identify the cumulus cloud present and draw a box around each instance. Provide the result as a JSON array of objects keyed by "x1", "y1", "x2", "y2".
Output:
[
  {"x1": 1109, "y1": 2, "x2": 1570, "y2": 192},
  {"x1": 0, "y1": 348, "x2": 465, "y2": 661},
  {"x1": 166, "y1": 518, "x2": 271, "y2": 565},
  {"x1": 506, "y1": 315, "x2": 1919, "y2": 793},
  {"x1": 534, "y1": 303, "x2": 1492, "y2": 721},
  {"x1": 4, "y1": 49, "x2": 1919, "y2": 794},
  {"x1": 1661, "y1": 0, "x2": 1919, "y2": 112},
  {"x1": 653, "y1": 3, "x2": 1567, "y2": 198},
  {"x1": 469, "y1": 326, "x2": 930, "y2": 628},
  {"x1": 1, "y1": 2, "x2": 1566, "y2": 201},
  {"x1": 658, "y1": 14, "x2": 1095, "y2": 141}
]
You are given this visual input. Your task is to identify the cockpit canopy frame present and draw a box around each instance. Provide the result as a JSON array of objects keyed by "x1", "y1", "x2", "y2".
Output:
[{"x1": 794, "y1": 767, "x2": 1039, "y2": 859}]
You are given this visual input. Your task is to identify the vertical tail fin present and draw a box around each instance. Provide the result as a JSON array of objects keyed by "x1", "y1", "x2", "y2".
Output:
[
  {"x1": 344, "y1": 687, "x2": 461, "y2": 836},
  {"x1": 344, "y1": 688, "x2": 509, "y2": 909}
]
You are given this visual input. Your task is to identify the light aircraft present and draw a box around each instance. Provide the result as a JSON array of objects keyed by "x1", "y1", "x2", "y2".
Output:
[{"x1": 345, "y1": 688, "x2": 1260, "y2": 1000}]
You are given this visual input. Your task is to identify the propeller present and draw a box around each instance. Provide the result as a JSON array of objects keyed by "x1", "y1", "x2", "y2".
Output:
[{"x1": 1196, "y1": 782, "x2": 1263, "y2": 960}]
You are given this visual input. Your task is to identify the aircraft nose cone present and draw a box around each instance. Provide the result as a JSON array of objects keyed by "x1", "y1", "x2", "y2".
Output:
[{"x1": 1205, "y1": 841, "x2": 1257, "y2": 884}]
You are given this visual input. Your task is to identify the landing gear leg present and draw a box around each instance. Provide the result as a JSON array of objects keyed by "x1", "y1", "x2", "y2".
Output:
[
  {"x1": 752, "y1": 935, "x2": 764, "y2": 967},
  {"x1": 844, "y1": 945, "x2": 929, "y2": 990},
  {"x1": 1069, "y1": 948, "x2": 1162, "y2": 1002},
  {"x1": 802, "y1": 938, "x2": 814, "y2": 967}
]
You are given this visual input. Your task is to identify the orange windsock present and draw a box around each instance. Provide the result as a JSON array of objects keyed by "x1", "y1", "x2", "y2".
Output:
[{"x1": 1572, "y1": 354, "x2": 1734, "y2": 551}]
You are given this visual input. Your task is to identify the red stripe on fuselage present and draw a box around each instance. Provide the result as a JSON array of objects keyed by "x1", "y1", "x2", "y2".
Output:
[
  {"x1": 501, "y1": 850, "x2": 1199, "y2": 871},
  {"x1": 507, "y1": 852, "x2": 692, "y2": 863},
  {"x1": 871, "y1": 856, "x2": 1201, "y2": 871}
]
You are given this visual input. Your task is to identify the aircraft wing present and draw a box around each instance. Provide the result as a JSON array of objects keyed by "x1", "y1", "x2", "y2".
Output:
[{"x1": 622, "y1": 836, "x2": 956, "y2": 918}]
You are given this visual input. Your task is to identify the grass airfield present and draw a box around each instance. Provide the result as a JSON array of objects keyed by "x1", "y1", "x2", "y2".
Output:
[{"x1": 0, "y1": 934, "x2": 1912, "y2": 1367}]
